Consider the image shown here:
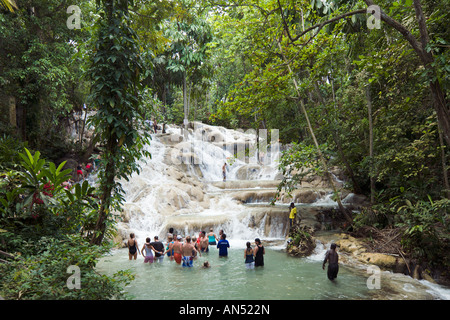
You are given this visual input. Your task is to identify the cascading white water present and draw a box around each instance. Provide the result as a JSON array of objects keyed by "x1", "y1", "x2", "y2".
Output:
[
  {"x1": 97, "y1": 122, "x2": 450, "y2": 300},
  {"x1": 117, "y1": 122, "x2": 288, "y2": 246}
]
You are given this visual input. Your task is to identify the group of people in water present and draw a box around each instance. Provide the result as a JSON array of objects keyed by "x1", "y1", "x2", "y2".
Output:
[
  {"x1": 126, "y1": 228, "x2": 265, "y2": 269},
  {"x1": 126, "y1": 226, "x2": 339, "y2": 280}
]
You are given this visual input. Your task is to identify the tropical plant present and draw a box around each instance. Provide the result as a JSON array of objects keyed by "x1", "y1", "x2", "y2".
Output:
[{"x1": 87, "y1": 0, "x2": 151, "y2": 245}]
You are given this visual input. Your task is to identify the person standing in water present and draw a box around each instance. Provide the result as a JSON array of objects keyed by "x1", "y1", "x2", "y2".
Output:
[
  {"x1": 323, "y1": 243, "x2": 339, "y2": 280},
  {"x1": 151, "y1": 236, "x2": 165, "y2": 263},
  {"x1": 127, "y1": 233, "x2": 139, "y2": 260},
  {"x1": 172, "y1": 235, "x2": 183, "y2": 265},
  {"x1": 244, "y1": 241, "x2": 255, "y2": 269},
  {"x1": 181, "y1": 236, "x2": 198, "y2": 268},
  {"x1": 217, "y1": 233, "x2": 230, "y2": 257},
  {"x1": 254, "y1": 238, "x2": 265, "y2": 267},
  {"x1": 165, "y1": 234, "x2": 174, "y2": 260},
  {"x1": 141, "y1": 237, "x2": 155, "y2": 264},
  {"x1": 207, "y1": 228, "x2": 218, "y2": 246},
  {"x1": 222, "y1": 163, "x2": 227, "y2": 182},
  {"x1": 198, "y1": 231, "x2": 209, "y2": 253}
]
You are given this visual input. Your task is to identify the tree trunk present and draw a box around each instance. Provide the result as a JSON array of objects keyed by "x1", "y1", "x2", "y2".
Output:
[
  {"x1": 8, "y1": 96, "x2": 16, "y2": 128},
  {"x1": 278, "y1": 41, "x2": 352, "y2": 224},
  {"x1": 313, "y1": 82, "x2": 363, "y2": 194},
  {"x1": 437, "y1": 121, "x2": 450, "y2": 199},
  {"x1": 365, "y1": 85, "x2": 376, "y2": 204},
  {"x1": 90, "y1": 128, "x2": 117, "y2": 245},
  {"x1": 183, "y1": 70, "x2": 188, "y2": 138}
]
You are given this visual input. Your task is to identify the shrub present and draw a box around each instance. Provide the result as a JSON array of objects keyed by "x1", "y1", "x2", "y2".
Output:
[{"x1": 0, "y1": 235, "x2": 134, "y2": 300}]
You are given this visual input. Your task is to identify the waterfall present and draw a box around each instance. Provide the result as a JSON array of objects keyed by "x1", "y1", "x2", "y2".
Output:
[{"x1": 116, "y1": 123, "x2": 331, "y2": 245}]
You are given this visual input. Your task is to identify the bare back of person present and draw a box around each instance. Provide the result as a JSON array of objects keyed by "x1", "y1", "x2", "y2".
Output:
[
  {"x1": 182, "y1": 242, "x2": 195, "y2": 257},
  {"x1": 173, "y1": 240, "x2": 183, "y2": 254}
]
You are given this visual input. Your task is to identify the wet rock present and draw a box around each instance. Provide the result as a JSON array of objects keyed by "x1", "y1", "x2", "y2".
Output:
[
  {"x1": 357, "y1": 252, "x2": 405, "y2": 270},
  {"x1": 334, "y1": 233, "x2": 406, "y2": 272},
  {"x1": 236, "y1": 165, "x2": 262, "y2": 180}
]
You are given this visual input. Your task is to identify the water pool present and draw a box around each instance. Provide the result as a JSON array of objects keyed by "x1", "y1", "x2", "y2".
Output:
[{"x1": 97, "y1": 245, "x2": 382, "y2": 300}]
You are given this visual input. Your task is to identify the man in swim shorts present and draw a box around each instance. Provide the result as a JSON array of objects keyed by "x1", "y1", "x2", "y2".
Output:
[
  {"x1": 172, "y1": 235, "x2": 183, "y2": 264},
  {"x1": 181, "y1": 236, "x2": 198, "y2": 268},
  {"x1": 198, "y1": 231, "x2": 209, "y2": 253},
  {"x1": 323, "y1": 243, "x2": 339, "y2": 280}
]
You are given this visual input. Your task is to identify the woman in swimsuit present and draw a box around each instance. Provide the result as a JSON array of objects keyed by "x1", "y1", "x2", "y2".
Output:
[
  {"x1": 244, "y1": 241, "x2": 255, "y2": 269},
  {"x1": 141, "y1": 237, "x2": 155, "y2": 263},
  {"x1": 127, "y1": 233, "x2": 139, "y2": 260},
  {"x1": 164, "y1": 234, "x2": 174, "y2": 260},
  {"x1": 207, "y1": 228, "x2": 218, "y2": 246}
]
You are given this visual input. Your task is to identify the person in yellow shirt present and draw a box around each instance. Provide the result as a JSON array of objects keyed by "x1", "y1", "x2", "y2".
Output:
[{"x1": 289, "y1": 202, "x2": 297, "y2": 228}]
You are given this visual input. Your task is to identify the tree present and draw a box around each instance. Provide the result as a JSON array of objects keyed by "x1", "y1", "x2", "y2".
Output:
[
  {"x1": 278, "y1": 0, "x2": 449, "y2": 146},
  {"x1": 0, "y1": 0, "x2": 90, "y2": 159},
  {"x1": 87, "y1": 0, "x2": 151, "y2": 245},
  {"x1": 164, "y1": 5, "x2": 213, "y2": 130}
]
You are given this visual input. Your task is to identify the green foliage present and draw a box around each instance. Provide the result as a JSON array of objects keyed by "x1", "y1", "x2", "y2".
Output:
[
  {"x1": 0, "y1": 146, "x2": 133, "y2": 300},
  {"x1": 0, "y1": 235, "x2": 134, "y2": 300},
  {"x1": 87, "y1": 0, "x2": 152, "y2": 244},
  {"x1": 287, "y1": 225, "x2": 316, "y2": 256},
  {"x1": 0, "y1": 0, "x2": 90, "y2": 157},
  {"x1": 273, "y1": 142, "x2": 331, "y2": 203},
  {"x1": 0, "y1": 147, "x2": 100, "y2": 245},
  {"x1": 395, "y1": 198, "x2": 450, "y2": 266}
]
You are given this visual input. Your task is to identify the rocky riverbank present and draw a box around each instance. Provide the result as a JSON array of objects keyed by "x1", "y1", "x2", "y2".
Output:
[{"x1": 285, "y1": 206, "x2": 450, "y2": 288}]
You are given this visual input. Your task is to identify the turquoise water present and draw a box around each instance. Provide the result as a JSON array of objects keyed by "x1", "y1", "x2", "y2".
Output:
[{"x1": 97, "y1": 246, "x2": 377, "y2": 300}]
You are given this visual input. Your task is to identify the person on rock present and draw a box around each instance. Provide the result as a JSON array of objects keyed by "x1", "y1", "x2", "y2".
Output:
[
  {"x1": 289, "y1": 202, "x2": 297, "y2": 229},
  {"x1": 222, "y1": 163, "x2": 227, "y2": 182}
]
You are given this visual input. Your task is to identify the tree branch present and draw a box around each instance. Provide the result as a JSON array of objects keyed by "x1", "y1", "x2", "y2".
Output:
[
  {"x1": 412, "y1": 0, "x2": 432, "y2": 64},
  {"x1": 282, "y1": 8, "x2": 367, "y2": 44},
  {"x1": 363, "y1": 0, "x2": 427, "y2": 63}
]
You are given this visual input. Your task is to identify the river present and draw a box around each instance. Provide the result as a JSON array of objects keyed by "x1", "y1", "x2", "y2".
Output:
[{"x1": 96, "y1": 123, "x2": 450, "y2": 300}]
